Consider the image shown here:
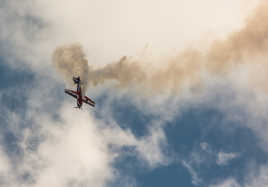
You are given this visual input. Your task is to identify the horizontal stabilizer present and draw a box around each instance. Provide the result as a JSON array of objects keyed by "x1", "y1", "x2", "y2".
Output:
[{"x1": 83, "y1": 96, "x2": 95, "y2": 107}]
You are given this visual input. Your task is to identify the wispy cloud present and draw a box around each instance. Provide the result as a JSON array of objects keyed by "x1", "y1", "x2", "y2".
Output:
[
  {"x1": 216, "y1": 152, "x2": 239, "y2": 166},
  {"x1": 182, "y1": 161, "x2": 202, "y2": 185},
  {"x1": 210, "y1": 178, "x2": 240, "y2": 187},
  {"x1": 210, "y1": 164, "x2": 268, "y2": 187}
]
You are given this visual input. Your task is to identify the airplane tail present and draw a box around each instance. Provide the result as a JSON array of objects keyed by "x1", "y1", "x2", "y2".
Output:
[
  {"x1": 73, "y1": 76, "x2": 81, "y2": 84},
  {"x1": 83, "y1": 96, "x2": 95, "y2": 107}
]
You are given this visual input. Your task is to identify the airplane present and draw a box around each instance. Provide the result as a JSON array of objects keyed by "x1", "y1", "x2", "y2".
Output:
[{"x1": 64, "y1": 76, "x2": 95, "y2": 108}]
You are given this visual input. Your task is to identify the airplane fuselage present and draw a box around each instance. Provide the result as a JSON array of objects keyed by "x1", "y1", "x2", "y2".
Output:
[{"x1": 76, "y1": 84, "x2": 83, "y2": 108}]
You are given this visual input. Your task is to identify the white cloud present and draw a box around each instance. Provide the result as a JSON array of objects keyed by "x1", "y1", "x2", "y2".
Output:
[
  {"x1": 0, "y1": 82, "x2": 169, "y2": 187},
  {"x1": 200, "y1": 142, "x2": 209, "y2": 151},
  {"x1": 135, "y1": 126, "x2": 168, "y2": 167},
  {"x1": 200, "y1": 142, "x2": 214, "y2": 154},
  {"x1": 31, "y1": 107, "x2": 113, "y2": 187},
  {"x1": 29, "y1": 102, "x2": 169, "y2": 186},
  {"x1": 182, "y1": 161, "x2": 202, "y2": 185},
  {"x1": 0, "y1": 103, "x2": 114, "y2": 187},
  {"x1": 0, "y1": 145, "x2": 11, "y2": 177},
  {"x1": 245, "y1": 164, "x2": 268, "y2": 187},
  {"x1": 210, "y1": 165, "x2": 268, "y2": 187},
  {"x1": 210, "y1": 178, "x2": 240, "y2": 187},
  {"x1": 97, "y1": 108, "x2": 169, "y2": 167},
  {"x1": 216, "y1": 152, "x2": 239, "y2": 166}
]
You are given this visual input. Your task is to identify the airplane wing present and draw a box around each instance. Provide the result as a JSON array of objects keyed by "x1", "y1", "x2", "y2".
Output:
[
  {"x1": 64, "y1": 89, "x2": 78, "y2": 99},
  {"x1": 82, "y1": 96, "x2": 95, "y2": 107}
]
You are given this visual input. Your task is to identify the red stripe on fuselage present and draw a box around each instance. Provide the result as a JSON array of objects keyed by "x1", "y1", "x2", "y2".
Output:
[{"x1": 77, "y1": 85, "x2": 83, "y2": 108}]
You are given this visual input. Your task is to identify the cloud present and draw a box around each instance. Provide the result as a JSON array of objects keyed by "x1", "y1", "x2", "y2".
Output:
[
  {"x1": 0, "y1": 98, "x2": 169, "y2": 187},
  {"x1": 0, "y1": 145, "x2": 11, "y2": 184},
  {"x1": 200, "y1": 142, "x2": 213, "y2": 154},
  {"x1": 3, "y1": 0, "x2": 268, "y2": 186},
  {"x1": 97, "y1": 110, "x2": 169, "y2": 168},
  {"x1": 216, "y1": 152, "x2": 239, "y2": 166},
  {"x1": 182, "y1": 161, "x2": 202, "y2": 185},
  {"x1": 247, "y1": 165, "x2": 268, "y2": 187},
  {"x1": 210, "y1": 164, "x2": 268, "y2": 187},
  {"x1": 193, "y1": 142, "x2": 238, "y2": 167},
  {"x1": 0, "y1": 70, "x2": 171, "y2": 187},
  {"x1": 210, "y1": 178, "x2": 240, "y2": 187},
  {"x1": 29, "y1": 106, "x2": 113, "y2": 187}
]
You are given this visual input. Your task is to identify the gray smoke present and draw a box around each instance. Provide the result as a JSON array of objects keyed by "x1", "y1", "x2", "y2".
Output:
[{"x1": 52, "y1": 44, "x2": 89, "y2": 93}]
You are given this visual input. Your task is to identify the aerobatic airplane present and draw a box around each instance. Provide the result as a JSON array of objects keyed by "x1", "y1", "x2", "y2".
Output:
[{"x1": 64, "y1": 76, "x2": 95, "y2": 108}]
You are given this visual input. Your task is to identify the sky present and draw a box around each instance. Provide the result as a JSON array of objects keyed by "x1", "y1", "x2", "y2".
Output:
[{"x1": 1, "y1": 0, "x2": 268, "y2": 187}]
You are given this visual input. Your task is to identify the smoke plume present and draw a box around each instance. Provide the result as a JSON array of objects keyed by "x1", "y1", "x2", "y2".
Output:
[
  {"x1": 52, "y1": 2, "x2": 268, "y2": 94},
  {"x1": 52, "y1": 44, "x2": 89, "y2": 92}
]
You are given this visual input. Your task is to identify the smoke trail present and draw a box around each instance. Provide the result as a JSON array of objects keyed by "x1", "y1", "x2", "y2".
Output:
[
  {"x1": 88, "y1": 56, "x2": 147, "y2": 87},
  {"x1": 52, "y1": 44, "x2": 89, "y2": 92},
  {"x1": 206, "y1": 2, "x2": 268, "y2": 73},
  {"x1": 52, "y1": 2, "x2": 268, "y2": 94}
]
